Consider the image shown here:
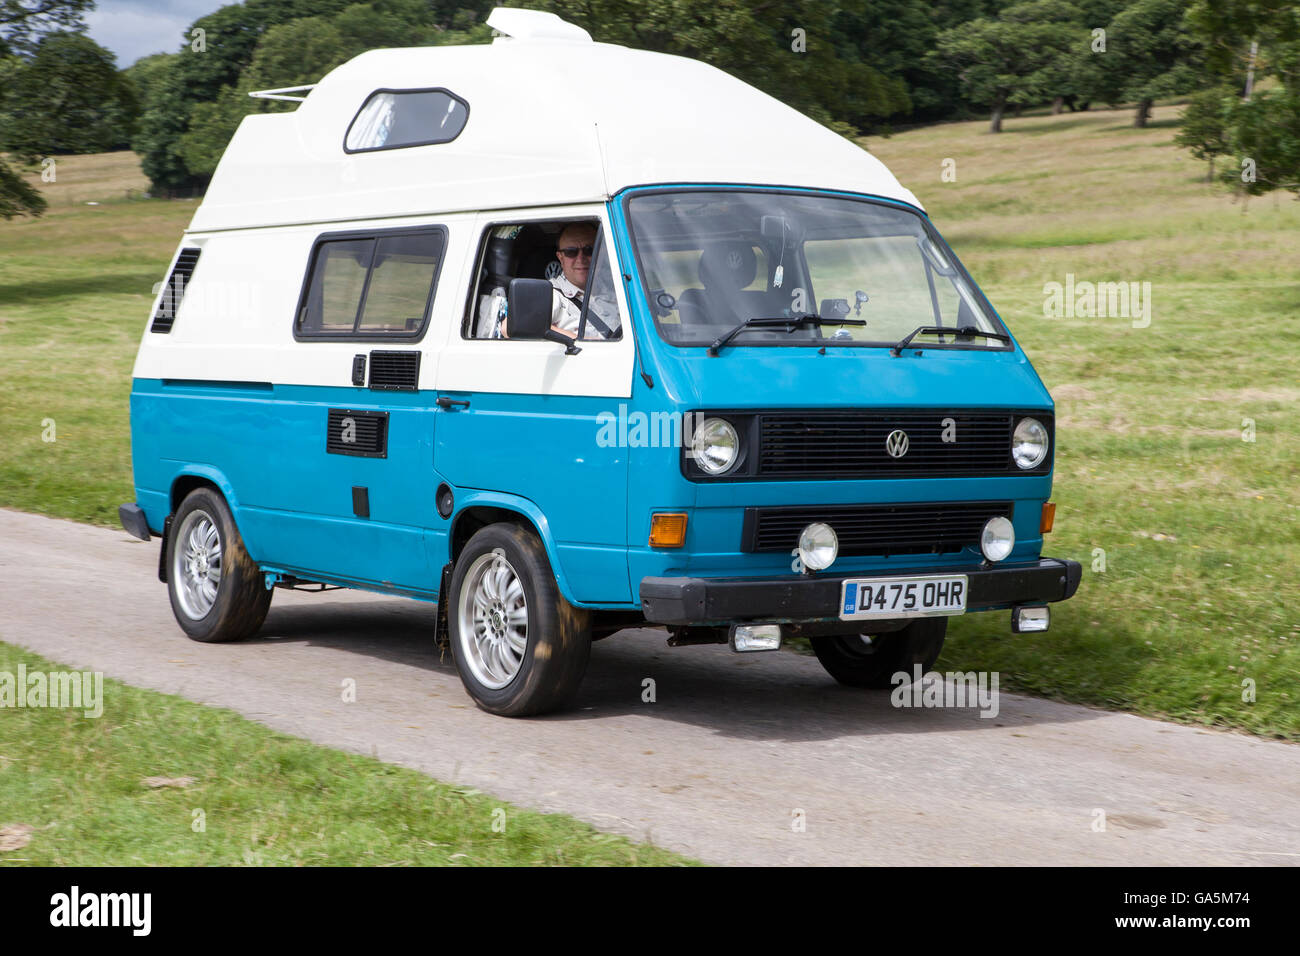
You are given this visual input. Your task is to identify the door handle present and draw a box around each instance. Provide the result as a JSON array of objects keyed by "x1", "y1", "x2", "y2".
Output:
[{"x1": 436, "y1": 397, "x2": 470, "y2": 410}]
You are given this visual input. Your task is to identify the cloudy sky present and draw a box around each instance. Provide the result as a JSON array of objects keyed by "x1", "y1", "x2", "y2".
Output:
[{"x1": 85, "y1": 0, "x2": 226, "y2": 67}]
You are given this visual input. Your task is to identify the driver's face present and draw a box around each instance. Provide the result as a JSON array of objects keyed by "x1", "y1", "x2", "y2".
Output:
[{"x1": 556, "y1": 226, "x2": 596, "y2": 288}]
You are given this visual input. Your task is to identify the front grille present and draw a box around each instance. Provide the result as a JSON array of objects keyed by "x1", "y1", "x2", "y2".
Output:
[
  {"x1": 757, "y1": 411, "x2": 1047, "y2": 479},
  {"x1": 742, "y1": 501, "x2": 1013, "y2": 557}
]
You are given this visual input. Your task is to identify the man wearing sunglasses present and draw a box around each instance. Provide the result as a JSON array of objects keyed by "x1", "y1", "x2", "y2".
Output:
[{"x1": 550, "y1": 221, "x2": 620, "y2": 340}]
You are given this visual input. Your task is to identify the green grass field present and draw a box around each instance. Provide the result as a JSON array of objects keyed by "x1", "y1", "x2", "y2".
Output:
[
  {"x1": 0, "y1": 643, "x2": 692, "y2": 865},
  {"x1": 1, "y1": 104, "x2": 1298, "y2": 745}
]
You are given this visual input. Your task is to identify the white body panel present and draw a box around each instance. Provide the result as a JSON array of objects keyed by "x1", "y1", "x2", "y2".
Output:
[
  {"x1": 136, "y1": 9, "x2": 914, "y2": 401},
  {"x1": 133, "y1": 206, "x2": 636, "y2": 398}
]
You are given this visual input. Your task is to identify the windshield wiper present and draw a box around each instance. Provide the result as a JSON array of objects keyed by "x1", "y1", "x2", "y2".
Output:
[
  {"x1": 889, "y1": 325, "x2": 1010, "y2": 357},
  {"x1": 707, "y1": 314, "x2": 866, "y2": 356}
]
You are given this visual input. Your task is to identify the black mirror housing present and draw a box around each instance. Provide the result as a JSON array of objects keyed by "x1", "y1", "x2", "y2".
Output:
[{"x1": 506, "y1": 278, "x2": 554, "y2": 339}]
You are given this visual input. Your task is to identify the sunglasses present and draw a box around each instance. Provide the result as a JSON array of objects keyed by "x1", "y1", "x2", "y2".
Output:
[{"x1": 558, "y1": 245, "x2": 594, "y2": 259}]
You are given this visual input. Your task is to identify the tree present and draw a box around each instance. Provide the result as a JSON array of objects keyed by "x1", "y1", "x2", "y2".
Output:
[
  {"x1": 1185, "y1": 0, "x2": 1300, "y2": 196},
  {"x1": 1220, "y1": 89, "x2": 1300, "y2": 194},
  {"x1": 0, "y1": 31, "x2": 137, "y2": 157},
  {"x1": 0, "y1": 0, "x2": 93, "y2": 217},
  {"x1": 1174, "y1": 85, "x2": 1232, "y2": 181},
  {"x1": 1098, "y1": 0, "x2": 1204, "y2": 127},
  {"x1": 0, "y1": 155, "x2": 44, "y2": 218},
  {"x1": 834, "y1": 0, "x2": 996, "y2": 122},
  {"x1": 518, "y1": 0, "x2": 911, "y2": 133},
  {"x1": 0, "y1": 0, "x2": 91, "y2": 55},
  {"x1": 933, "y1": 1, "x2": 1083, "y2": 132},
  {"x1": 132, "y1": 59, "x2": 200, "y2": 194}
]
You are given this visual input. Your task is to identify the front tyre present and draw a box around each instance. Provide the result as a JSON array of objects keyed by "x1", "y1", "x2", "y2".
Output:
[
  {"x1": 166, "y1": 487, "x2": 272, "y2": 643},
  {"x1": 448, "y1": 523, "x2": 591, "y2": 717},
  {"x1": 810, "y1": 618, "x2": 947, "y2": 689}
]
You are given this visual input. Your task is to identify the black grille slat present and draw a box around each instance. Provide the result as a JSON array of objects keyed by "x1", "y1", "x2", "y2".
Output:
[
  {"x1": 367, "y1": 350, "x2": 421, "y2": 390},
  {"x1": 744, "y1": 501, "x2": 1012, "y2": 557},
  {"x1": 755, "y1": 411, "x2": 1046, "y2": 479},
  {"x1": 149, "y1": 248, "x2": 201, "y2": 333},
  {"x1": 327, "y1": 408, "x2": 388, "y2": 457}
]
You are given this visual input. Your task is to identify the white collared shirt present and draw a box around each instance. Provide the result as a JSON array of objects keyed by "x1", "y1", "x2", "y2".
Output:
[{"x1": 550, "y1": 273, "x2": 620, "y2": 339}]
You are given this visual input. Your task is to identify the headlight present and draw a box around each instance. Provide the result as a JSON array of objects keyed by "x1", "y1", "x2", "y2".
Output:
[
  {"x1": 981, "y1": 516, "x2": 1015, "y2": 562},
  {"x1": 797, "y1": 522, "x2": 838, "y2": 571},
  {"x1": 691, "y1": 418, "x2": 740, "y2": 475},
  {"x1": 1013, "y1": 417, "x2": 1049, "y2": 470}
]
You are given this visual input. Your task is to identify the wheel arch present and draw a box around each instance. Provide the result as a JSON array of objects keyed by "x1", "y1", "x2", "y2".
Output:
[
  {"x1": 448, "y1": 491, "x2": 579, "y2": 605},
  {"x1": 166, "y1": 467, "x2": 266, "y2": 565},
  {"x1": 169, "y1": 466, "x2": 241, "y2": 515}
]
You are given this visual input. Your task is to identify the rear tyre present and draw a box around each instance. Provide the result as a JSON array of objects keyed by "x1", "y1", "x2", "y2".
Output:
[
  {"x1": 810, "y1": 618, "x2": 947, "y2": 689},
  {"x1": 166, "y1": 487, "x2": 272, "y2": 643},
  {"x1": 448, "y1": 523, "x2": 591, "y2": 717}
]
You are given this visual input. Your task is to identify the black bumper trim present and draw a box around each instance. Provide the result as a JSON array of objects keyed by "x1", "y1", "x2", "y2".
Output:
[
  {"x1": 118, "y1": 503, "x2": 152, "y2": 541},
  {"x1": 640, "y1": 557, "x2": 1082, "y2": 626}
]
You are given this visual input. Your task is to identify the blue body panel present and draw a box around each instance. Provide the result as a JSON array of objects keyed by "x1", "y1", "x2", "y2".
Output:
[
  {"x1": 606, "y1": 187, "x2": 1057, "y2": 594},
  {"x1": 129, "y1": 184, "x2": 1059, "y2": 614},
  {"x1": 131, "y1": 380, "x2": 441, "y2": 596},
  {"x1": 429, "y1": 392, "x2": 630, "y2": 603}
]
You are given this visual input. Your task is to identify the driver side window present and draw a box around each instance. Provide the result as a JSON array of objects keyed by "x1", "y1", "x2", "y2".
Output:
[{"x1": 462, "y1": 219, "x2": 621, "y2": 341}]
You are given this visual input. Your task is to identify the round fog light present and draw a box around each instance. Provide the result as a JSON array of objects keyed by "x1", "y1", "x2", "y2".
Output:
[
  {"x1": 980, "y1": 516, "x2": 1015, "y2": 562},
  {"x1": 798, "y1": 522, "x2": 838, "y2": 571}
]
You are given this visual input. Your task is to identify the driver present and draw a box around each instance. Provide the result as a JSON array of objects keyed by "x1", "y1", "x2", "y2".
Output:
[{"x1": 550, "y1": 222, "x2": 619, "y2": 340}]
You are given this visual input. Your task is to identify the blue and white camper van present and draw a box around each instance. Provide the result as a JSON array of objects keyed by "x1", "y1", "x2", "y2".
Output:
[{"x1": 121, "y1": 8, "x2": 1081, "y2": 716}]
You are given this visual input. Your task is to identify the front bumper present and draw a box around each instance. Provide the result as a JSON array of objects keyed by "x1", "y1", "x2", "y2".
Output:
[{"x1": 640, "y1": 557, "x2": 1082, "y2": 626}]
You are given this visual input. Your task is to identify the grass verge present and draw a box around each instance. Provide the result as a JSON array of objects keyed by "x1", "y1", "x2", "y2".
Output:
[{"x1": 0, "y1": 641, "x2": 694, "y2": 866}]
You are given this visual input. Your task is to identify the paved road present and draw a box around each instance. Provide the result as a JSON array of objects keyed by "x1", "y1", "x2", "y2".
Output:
[{"x1": 2, "y1": 508, "x2": 1297, "y2": 865}]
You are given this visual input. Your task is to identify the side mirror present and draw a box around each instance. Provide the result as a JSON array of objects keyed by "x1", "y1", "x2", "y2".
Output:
[
  {"x1": 506, "y1": 278, "x2": 553, "y2": 339},
  {"x1": 506, "y1": 278, "x2": 581, "y2": 353}
]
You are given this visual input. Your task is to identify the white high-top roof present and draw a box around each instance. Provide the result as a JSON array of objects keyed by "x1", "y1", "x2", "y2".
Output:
[{"x1": 188, "y1": 8, "x2": 920, "y2": 233}]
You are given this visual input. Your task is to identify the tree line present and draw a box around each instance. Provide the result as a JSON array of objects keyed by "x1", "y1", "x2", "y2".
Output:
[{"x1": 1, "y1": 0, "x2": 1296, "y2": 217}]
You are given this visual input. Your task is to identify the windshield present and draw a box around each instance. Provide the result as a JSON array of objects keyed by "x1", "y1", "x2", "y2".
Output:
[{"x1": 624, "y1": 190, "x2": 1006, "y2": 349}]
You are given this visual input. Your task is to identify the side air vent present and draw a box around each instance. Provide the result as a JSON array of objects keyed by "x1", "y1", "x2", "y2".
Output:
[
  {"x1": 150, "y1": 247, "x2": 201, "y2": 333},
  {"x1": 327, "y1": 408, "x2": 388, "y2": 458},
  {"x1": 368, "y1": 350, "x2": 421, "y2": 390}
]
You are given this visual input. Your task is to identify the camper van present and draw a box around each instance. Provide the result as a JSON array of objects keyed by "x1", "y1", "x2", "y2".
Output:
[{"x1": 121, "y1": 8, "x2": 1081, "y2": 716}]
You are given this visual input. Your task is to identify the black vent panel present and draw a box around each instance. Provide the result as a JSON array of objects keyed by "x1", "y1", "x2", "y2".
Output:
[
  {"x1": 742, "y1": 501, "x2": 1013, "y2": 557},
  {"x1": 150, "y1": 247, "x2": 201, "y2": 333},
  {"x1": 368, "y1": 350, "x2": 421, "y2": 391},
  {"x1": 327, "y1": 408, "x2": 388, "y2": 458},
  {"x1": 757, "y1": 412, "x2": 1047, "y2": 479}
]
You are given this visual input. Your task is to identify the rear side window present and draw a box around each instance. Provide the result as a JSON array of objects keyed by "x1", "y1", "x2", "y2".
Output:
[
  {"x1": 344, "y1": 88, "x2": 469, "y2": 152},
  {"x1": 296, "y1": 227, "x2": 446, "y2": 340}
]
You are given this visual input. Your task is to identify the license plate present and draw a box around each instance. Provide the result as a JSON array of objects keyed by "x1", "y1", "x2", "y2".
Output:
[{"x1": 839, "y1": 575, "x2": 968, "y2": 620}]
